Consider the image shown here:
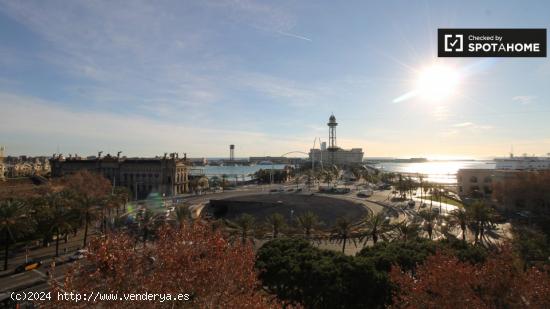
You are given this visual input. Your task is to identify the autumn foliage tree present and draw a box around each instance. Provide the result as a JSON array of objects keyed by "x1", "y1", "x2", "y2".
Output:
[
  {"x1": 389, "y1": 246, "x2": 550, "y2": 308},
  {"x1": 61, "y1": 170, "x2": 111, "y2": 247},
  {"x1": 49, "y1": 222, "x2": 283, "y2": 308}
]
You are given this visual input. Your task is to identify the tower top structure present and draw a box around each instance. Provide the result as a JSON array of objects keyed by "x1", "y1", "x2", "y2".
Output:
[{"x1": 327, "y1": 114, "x2": 338, "y2": 151}]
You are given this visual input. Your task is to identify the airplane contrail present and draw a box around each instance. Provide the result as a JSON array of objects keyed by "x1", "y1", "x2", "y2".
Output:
[{"x1": 276, "y1": 30, "x2": 312, "y2": 42}]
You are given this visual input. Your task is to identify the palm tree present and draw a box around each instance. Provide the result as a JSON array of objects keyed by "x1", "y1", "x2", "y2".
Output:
[
  {"x1": 0, "y1": 199, "x2": 28, "y2": 270},
  {"x1": 466, "y1": 201, "x2": 494, "y2": 244},
  {"x1": 448, "y1": 208, "x2": 469, "y2": 242},
  {"x1": 392, "y1": 220, "x2": 421, "y2": 242},
  {"x1": 175, "y1": 206, "x2": 192, "y2": 227},
  {"x1": 418, "y1": 175, "x2": 425, "y2": 201},
  {"x1": 221, "y1": 174, "x2": 229, "y2": 189},
  {"x1": 232, "y1": 214, "x2": 255, "y2": 244},
  {"x1": 112, "y1": 187, "x2": 130, "y2": 216},
  {"x1": 265, "y1": 213, "x2": 286, "y2": 238},
  {"x1": 296, "y1": 211, "x2": 319, "y2": 238},
  {"x1": 418, "y1": 210, "x2": 438, "y2": 240},
  {"x1": 323, "y1": 170, "x2": 334, "y2": 188},
  {"x1": 361, "y1": 212, "x2": 391, "y2": 245},
  {"x1": 330, "y1": 217, "x2": 356, "y2": 253},
  {"x1": 48, "y1": 192, "x2": 75, "y2": 257}
]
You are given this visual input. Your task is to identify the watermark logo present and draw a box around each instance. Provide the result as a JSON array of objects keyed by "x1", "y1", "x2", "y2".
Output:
[
  {"x1": 438, "y1": 29, "x2": 546, "y2": 57},
  {"x1": 444, "y1": 34, "x2": 463, "y2": 52}
]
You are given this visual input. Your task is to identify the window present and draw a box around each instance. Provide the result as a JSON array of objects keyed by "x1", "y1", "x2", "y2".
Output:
[{"x1": 470, "y1": 176, "x2": 478, "y2": 183}]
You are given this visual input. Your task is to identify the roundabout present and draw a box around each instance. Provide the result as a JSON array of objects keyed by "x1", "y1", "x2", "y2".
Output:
[{"x1": 207, "y1": 193, "x2": 368, "y2": 226}]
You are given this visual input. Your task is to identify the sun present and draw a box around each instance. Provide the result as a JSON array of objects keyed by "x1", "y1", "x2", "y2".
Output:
[{"x1": 415, "y1": 64, "x2": 461, "y2": 102}]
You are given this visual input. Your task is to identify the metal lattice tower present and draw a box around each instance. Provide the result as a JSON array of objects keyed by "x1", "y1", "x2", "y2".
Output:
[
  {"x1": 327, "y1": 114, "x2": 338, "y2": 165},
  {"x1": 327, "y1": 114, "x2": 338, "y2": 150}
]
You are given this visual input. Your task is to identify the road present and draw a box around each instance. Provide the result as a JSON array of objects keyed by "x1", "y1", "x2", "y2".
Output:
[{"x1": 0, "y1": 257, "x2": 74, "y2": 293}]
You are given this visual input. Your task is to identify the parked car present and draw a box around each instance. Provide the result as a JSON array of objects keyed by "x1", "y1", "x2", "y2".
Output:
[
  {"x1": 14, "y1": 259, "x2": 42, "y2": 273},
  {"x1": 357, "y1": 190, "x2": 373, "y2": 198}
]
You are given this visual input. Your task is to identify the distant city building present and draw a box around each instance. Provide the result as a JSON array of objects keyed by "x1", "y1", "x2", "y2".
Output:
[
  {"x1": 309, "y1": 114, "x2": 364, "y2": 165},
  {"x1": 2, "y1": 153, "x2": 51, "y2": 178},
  {"x1": 188, "y1": 157, "x2": 208, "y2": 166},
  {"x1": 50, "y1": 152, "x2": 189, "y2": 199}
]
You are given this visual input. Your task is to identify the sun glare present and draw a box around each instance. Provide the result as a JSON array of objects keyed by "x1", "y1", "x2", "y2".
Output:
[{"x1": 416, "y1": 64, "x2": 460, "y2": 102}]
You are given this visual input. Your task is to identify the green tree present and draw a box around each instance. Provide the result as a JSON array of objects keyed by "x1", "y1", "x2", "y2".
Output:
[
  {"x1": 230, "y1": 214, "x2": 255, "y2": 244},
  {"x1": 448, "y1": 208, "x2": 469, "y2": 242},
  {"x1": 418, "y1": 210, "x2": 438, "y2": 240},
  {"x1": 265, "y1": 213, "x2": 286, "y2": 238},
  {"x1": 362, "y1": 212, "x2": 392, "y2": 245},
  {"x1": 296, "y1": 211, "x2": 320, "y2": 239},
  {"x1": 392, "y1": 220, "x2": 421, "y2": 242},
  {"x1": 48, "y1": 191, "x2": 75, "y2": 257},
  {"x1": 256, "y1": 238, "x2": 391, "y2": 308},
  {"x1": 330, "y1": 217, "x2": 358, "y2": 253},
  {"x1": 466, "y1": 201, "x2": 494, "y2": 244},
  {"x1": 0, "y1": 199, "x2": 29, "y2": 270}
]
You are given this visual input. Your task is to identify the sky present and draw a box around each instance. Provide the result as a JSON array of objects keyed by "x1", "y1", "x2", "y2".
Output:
[{"x1": 0, "y1": 0, "x2": 549, "y2": 159}]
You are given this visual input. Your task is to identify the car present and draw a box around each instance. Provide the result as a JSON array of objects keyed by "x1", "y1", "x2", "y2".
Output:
[
  {"x1": 69, "y1": 249, "x2": 88, "y2": 261},
  {"x1": 14, "y1": 259, "x2": 42, "y2": 273},
  {"x1": 357, "y1": 190, "x2": 373, "y2": 197}
]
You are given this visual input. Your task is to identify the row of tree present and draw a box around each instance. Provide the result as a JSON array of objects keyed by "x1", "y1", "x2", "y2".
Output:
[
  {"x1": 221, "y1": 198, "x2": 497, "y2": 255},
  {"x1": 0, "y1": 170, "x2": 129, "y2": 270}
]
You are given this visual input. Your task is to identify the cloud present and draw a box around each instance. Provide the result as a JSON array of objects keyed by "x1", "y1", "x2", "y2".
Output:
[
  {"x1": 452, "y1": 122, "x2": 474, "y2": 128},
  {"x1": 452, "y1": 122, "x2": 493, "y2": 130},
  {"x1": 0, "y1": 92, "x2": 311, "y2": 157},
  {"x1": 512, "y1": 95, "x2": 536, "y2": 105}
]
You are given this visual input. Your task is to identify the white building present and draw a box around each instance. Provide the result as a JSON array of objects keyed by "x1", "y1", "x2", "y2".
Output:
[
  {"x1": 309, "y1": 114, "x2": 364, "y2": 166},
  {"x1": 309, "y1": 148, "x2": 364, "y2": 166},
  {"x1": 494, "y1": 155, "x2": 550, "y2": 170}
]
